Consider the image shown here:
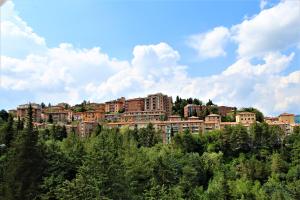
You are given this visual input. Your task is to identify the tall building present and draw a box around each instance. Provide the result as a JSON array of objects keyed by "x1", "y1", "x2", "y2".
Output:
[
  {"x1": 17, "y1": 103, "x2": 42, "y2": 122},
  {"x1": 144, "y1": 93, "x2": 172, "y2": 115},
  {"x1": 105, "y1": 97, "x2": 125, "y2": 113},
  {"x1": 125, "y1": 98, "x2": 145, "y2": 112}
]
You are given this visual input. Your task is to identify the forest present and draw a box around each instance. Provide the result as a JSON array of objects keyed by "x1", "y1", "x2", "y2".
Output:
[{"x1": 1, "y1": 107, "x2": 300, "y2": 200}]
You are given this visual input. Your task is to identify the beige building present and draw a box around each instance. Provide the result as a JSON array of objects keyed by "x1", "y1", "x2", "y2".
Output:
[
  {"x1": 236, "y1": 112, "x2": 256, "y2": 124},
  {"x1": 144, "y1": 93, "x2": 173, "y2": 115},
  {"x1": 205, "y1": 114, "x2": 221, "y2": 123},
  {"x1": 278, "y1": 113, "x2": 295, "y2": 124},
  {"x1": 17, "y1": 103, "x2": 42, "y2": 122},
  {"x1": 121, "y1": 111, "x2": 166, "y2": 122}
]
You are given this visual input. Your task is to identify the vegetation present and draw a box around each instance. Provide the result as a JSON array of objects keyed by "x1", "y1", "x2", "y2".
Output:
[{"x1": 0, "y1": 106, "x2": 300, "y2": 199}]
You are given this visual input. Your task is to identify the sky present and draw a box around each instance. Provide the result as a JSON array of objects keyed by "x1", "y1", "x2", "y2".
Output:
[{"x1": 0, "y1": 0, "x2": 300, "y2": 116}]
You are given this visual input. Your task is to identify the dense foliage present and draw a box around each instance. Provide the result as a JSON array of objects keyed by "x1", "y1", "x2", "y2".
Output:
[{"x1": 1, "y1": 107, "x2": 300, "y2": 199}]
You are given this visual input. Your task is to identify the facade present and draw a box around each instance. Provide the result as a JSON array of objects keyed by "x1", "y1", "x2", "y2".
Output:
[
  {"x1": 121, "y1": 111, "x2": 166, "y2": 122},
  {"x1": 236, "y1": 112, "x2": 256, "y2": 124},
  {"x1": 278, "y1": 113, "x2": 295, "y2": 124},
  {"x1": 264, "y1": 117, "x2": 279, "y2": 123},
  {"x1": 267, "y1": 121, "x2": 292, "y2": 135},
  {"x1": 105, "y1": 97, "x2": 125, "y2": 113},
  {"x1": 125, "y1": 98, "x2": 145, "y2": 112},
  {"x1": 72, "y1": 112, "x2": 83, "y2": 121},
  {"x1": 168, "y1": 115, "x2": 182, "y2": 121},
  {"x1": 82, "y1": 110, "x2": 105, "y2": 122},
  {"x1": 78, "y1": 121, "x2": 98, "y2": 137},
  {"x1": 104, "y1": 113, "x2": 123, "y2": 122},
  {"x1": 17, "y1": 103, "x2": 42, "y2": 122},
  {"x1": 144, "y1": 93, "x2": 173, "y2": 115},
  {"x1": 295, "y1": 115, "x2": 300, "y2": 124},
  {"x1": 42, "y1": 106, "x2": 69, "y2": 123},
  {"x1": 183, "y1": 104, "x2": 206, "y2": 118},
  {"x1": 218, "y1": 106, "x2": 235, "y2": 117},
  {"x1": 205, "y1": 114, "x2": 221, "y2": 123}
]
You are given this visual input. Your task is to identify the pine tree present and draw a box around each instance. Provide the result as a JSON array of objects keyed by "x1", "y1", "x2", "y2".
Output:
[{"x1": 3, "y1": 104, "x2": 45, "y2": 200}]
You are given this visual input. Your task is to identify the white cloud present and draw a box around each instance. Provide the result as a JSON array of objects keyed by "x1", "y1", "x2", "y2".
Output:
[
  {"x1": 1, "y1": 0, "x2": 300, "y2": 116},
  {"x1": 260, "y1": 0, "x2": 268, "y2": 10},
  {"x1": 187, "y1": 26, "x2": 230, "y2": 59},
  {"x1": 232, "y1": 0, "x2": 300, "y2": 58},
  {"x1": 1, "y1": 1, "x2": 47, "y2": 57}
]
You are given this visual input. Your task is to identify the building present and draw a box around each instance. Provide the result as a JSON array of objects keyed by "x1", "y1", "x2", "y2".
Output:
[
  {"x1": 105, "y1": 97, "x2": 125, "y2": 113},
  {"x1": 295, "y1": 115, "x2": 300, "y2": 124},
  {"x1": 144, "y1": 93, "x2": 172, "y2": 115},
  {"x1": 183, "y1": 104, "x2": 206, "y2": 118},
  {"x1": 72, "y1": 112, "x2": 83, "y2": 121},
  {"x1": 125, "y1": 98, "x2": 145, "y2": 112},
  {"x1": 168, "y1": 115, "x2": 182, "y2": 121},
  {"x1": 106, "y1": 118, "x2": 204, "y2": 143},
  {"x1": 205, "y1": 114, "x2": 221, "y2": 123},
  {"x1": 82, "y1": 110, "x2": 105, "y2": 122},
  {"x1": 121, "y1": 111, "x2": 166, "y2": 122},
  {"x1": 218, "y1": 106, "x2": 235, "y2": 117},
  {"x1": 17, "y1": 103, "x2": 42, "y2": 122},
  {"x1": 78, "y1": 121, "x2": 98, "y2": 137},
  {"x1": 42, "y1": 106, "x2": 69, "y2": 123},
  {"x1": 264, "y1": 117, "x2": 279, "y2": 123},
  {"x1": 267, "y1": 121, "x2": 292, "y2": 135},
  {"x1": 104, "y1": 113, "x2": 123, "y2": 122},
  {"x1": 236, "y1": 112, "x2": 256, "y2": 124},
  {"x1": 8, "y1": 109, "x2": 17, "y2": 118},
  {"x1": 278, "y1": 113, "x2": 295, "y2": 124}
]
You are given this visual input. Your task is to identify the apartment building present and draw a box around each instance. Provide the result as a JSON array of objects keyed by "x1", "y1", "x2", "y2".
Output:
[
  {"x1": 218, "y1": 106, "x2": 235, "y2": 117},
  {"x1": 168, "y1": 115, "x2": 182, "y2": 121},
  {"x1": 295, "y1": 115, "x2": 300, "y2": 124},
  {"x1": 264, "y1": 117, "x2": 279, "y2": 123},
  {"x1": 205, "y1": 114, "x2": 221, "y2": 123},
  {"x1": 105, "y1": 97, "x2": 125, "y2": 113},
  {"x1": 82, "y1": 110, "x2": 105, "y2": 122},
  {"x1": 17, "y1": 103, "x2": 42, "y2": 122},
  {"x1": 278, "y1": 113, "x2": 295, "y2": 124},
  {"x1": 183, "y1": 104, "x2": 206, "y2": 118},
  {"x1": 121, "y1": 110, "x2": 166, "y2": 122},
  {"x1": 125, "y1": 98, "x2": 145, "y2": 112},
  {"x1": 236, "y1": 112, "x2": 256, "y2": 124},
  {"x1": 78, "y1": 121, "x2": 98, "y2": 137},
  {"x1": 42, "y1": 106, "x2": 69, "y2": 123},
  {"x1": 144, "y1": 93, "x2": 172, "y2": 115}
]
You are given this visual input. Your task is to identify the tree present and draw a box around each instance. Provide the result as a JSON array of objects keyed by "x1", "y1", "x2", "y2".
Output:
[
  {"x1": 206, "y1": 99, "x2": 214, "y2": 106},
  {"x1": 0, "y1": 115, "x2": 14, "y2": 147},
  {"x1": 40, "y1": 102, "x2": 46, "y2": 109},
  {"x1": 2, "y1": 104, "x2": 45, "y2": 199},
  {"x1": 48, "y1": 114, "x2": 53, "y2": 124},
  {"x1": 0, "y1": 110, "x2": 9, "y2": 122}
]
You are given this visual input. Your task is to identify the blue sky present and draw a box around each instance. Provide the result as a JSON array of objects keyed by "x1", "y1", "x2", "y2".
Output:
[{"x1": 1, "y1": 0, "x2": 300, "y2": 116}]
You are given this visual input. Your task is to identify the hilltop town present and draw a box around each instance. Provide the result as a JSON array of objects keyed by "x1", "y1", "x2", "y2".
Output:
[{"x1": 7, "y1": 92, "x2": 300, "y2": 142}]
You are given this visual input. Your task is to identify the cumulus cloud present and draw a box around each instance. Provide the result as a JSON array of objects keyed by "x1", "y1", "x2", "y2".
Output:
[
  {"x1": 232, "y1": 0, "x2": 300, "y2": 58},
  {"x1": 1, "y1": 0, "x2": 300, "y2": 116},
  {"x1": 1, "y1": 1, "x2": 47, "y2": 57},
  {"x1": 188, "y1": 26, "x2": 230, "y2": 59}
]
